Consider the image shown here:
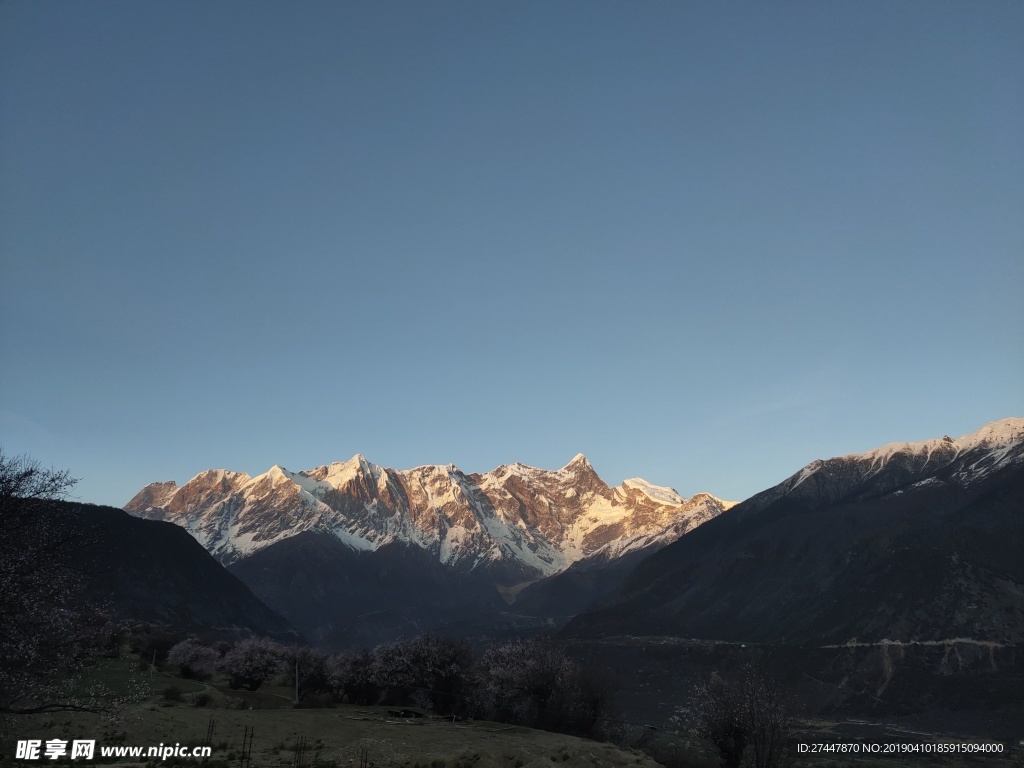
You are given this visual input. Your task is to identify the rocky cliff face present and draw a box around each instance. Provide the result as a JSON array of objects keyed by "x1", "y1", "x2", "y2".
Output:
[{"x1": 126, "y1": 453, "x2": 732, "y2": 582}]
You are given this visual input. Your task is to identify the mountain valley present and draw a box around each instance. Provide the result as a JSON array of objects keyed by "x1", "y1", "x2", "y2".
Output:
[{"x1": 126, "y1": 454, "x2": 732, "y2": 645}]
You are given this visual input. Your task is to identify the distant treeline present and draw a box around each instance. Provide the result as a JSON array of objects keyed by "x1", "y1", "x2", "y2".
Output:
[{"x1": 155, "y1": 632, "x2": 621, "y2": 741}]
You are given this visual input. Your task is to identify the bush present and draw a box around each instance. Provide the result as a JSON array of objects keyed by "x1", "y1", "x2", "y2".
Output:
[
  {"x1": 162, "y1": 686, "x2": 182, "y2": 702},
  {"x1": 129, "y1": 624, "x2": 180, "y2": 668}
]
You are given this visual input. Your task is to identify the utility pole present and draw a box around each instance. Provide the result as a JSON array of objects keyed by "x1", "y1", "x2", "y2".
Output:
[{"x1": 294, "y1": 657, "x2": 299, "y2": 705}]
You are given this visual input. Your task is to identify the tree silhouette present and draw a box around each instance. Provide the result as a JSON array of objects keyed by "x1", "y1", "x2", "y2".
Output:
[
  {"x1": 0, "y1": 450, "x2": 119, "y2": 716},
  {"x1": 683, "y1": 665, "x2": 796, "y2": 768}
]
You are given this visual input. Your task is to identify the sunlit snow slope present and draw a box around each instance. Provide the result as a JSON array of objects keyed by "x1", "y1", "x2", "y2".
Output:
[{"x1": 126, "y1": 454, "x2": 733, "y2": 581}]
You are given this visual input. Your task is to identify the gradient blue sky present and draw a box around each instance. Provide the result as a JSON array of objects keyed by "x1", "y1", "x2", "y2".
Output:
[{"x1": 2, "y1": 1, "x2": 1022, "y2": 507}]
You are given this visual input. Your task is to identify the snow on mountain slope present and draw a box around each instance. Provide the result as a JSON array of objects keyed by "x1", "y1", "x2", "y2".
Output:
[
  {"x1": 126, "y1": 454, "x2": 732, "y2": 580},
  {"x1": 620, "y1": 478, "x2": 685, "y2": 505},
  {"x1": 746, "y1": 418, "x2": 1024, "y2": 517},
  {"x1": 566, "y1": 419, "x2": 1024, "y2": 651}
]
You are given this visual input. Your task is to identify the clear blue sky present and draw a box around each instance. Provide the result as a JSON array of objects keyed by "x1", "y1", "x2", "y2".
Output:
[{"x1": 2, "y1": 1, "x2": 1021, "y2": 507}]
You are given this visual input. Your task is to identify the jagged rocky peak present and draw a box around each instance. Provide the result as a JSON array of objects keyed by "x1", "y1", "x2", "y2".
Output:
[
  {"x1": 180, "y1": 468, "x2": 252, "y2": 497},
  {"x1": 124, "y1": 479, "x2": 179, "y2": 517},
  {"x1": 125, "y1": 451, "x2": 734, "y2": 579},
  {"x1": 126, "y1": 469, "x2": 252, "y2": 520},
  {"x1": 264, "y1": 465, "x2": 294, "y2": 482},
  {"x1": 620, "y1": 477, "x2": 685, "y2": 505},
  {"x1": 564, "y1": 453, "x2": 592, "y2": 469},
  {"x1": 688, "y1": 491, "x2": 739, "y2": 511},
  {"x1": 305, "y1": 454, "x2": 384, "y2": 487}
]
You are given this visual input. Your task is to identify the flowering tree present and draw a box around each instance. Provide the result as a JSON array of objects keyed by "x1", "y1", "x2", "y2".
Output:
[
  {"x1": 0, "y1": 451, "x2": 118, "y2": 716},
  {"x1": 166, "y1": 638, "x2": 219, "y2": 680},
  {"x1": 326, "y1": 649, "x2": 378, "y2": 705},
  {"x1": 476, "y1": 637, "x2": 613, "y2": 736},
  {"x1": 368, "y1": 634, "x2": 474, "y2": 714},
  {"x1": 221, "y1": 637, "x2": 284, "y2": 690},
  {"x1": 279, "y1": 644, "x2": 330, "y2": 701},
  {"x1": 404, "y1": 633, "x2": 474, "y2": 715},
  {"x1": 684, "y1": 675, "x2": 747, "y2": 768}
]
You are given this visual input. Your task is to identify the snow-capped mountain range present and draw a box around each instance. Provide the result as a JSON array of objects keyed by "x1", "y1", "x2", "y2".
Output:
[{"x1": 125, "y1": 454, "x2": 735, "y2": 581}]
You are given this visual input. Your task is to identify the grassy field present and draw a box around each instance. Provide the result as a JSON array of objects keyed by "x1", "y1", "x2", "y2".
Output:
[
  {"x1": 3, "y1": 658, "x2": 1021, "y2": 768},
  {"x1": 4, "y1": 700, "x2": 660, "y2": 768},
  {"x1": 2, "y1": 657, "x2": 659, "y2": 768}
]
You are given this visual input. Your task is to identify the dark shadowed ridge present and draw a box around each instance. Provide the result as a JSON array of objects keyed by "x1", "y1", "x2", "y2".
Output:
[
  {"x1": 227, "y1": 530, "x2": 507, "y2": 650},
  {"x1": 26, "y1": 500, "x2": 299, "y2": 641},
  {"x1": 564, "y1": 420, "x2": 1024, "y2": 646}
]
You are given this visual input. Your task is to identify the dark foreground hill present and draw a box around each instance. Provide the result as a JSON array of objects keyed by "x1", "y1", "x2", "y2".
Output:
[
  {"x1": 3, "y1": 499, "x2": 297, "y2": 640},
  {"x1": 509, "y1": 548, "x2": 656, "y2": 624}
]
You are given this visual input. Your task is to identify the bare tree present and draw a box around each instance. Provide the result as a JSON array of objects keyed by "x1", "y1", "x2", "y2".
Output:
[
  {"x1": 0, "y1": 450, "x2": 77, "y2": 509},
  {"x1": 0, "y1": 450, "x2": 119, "y2": 717},
  {"x1": 681, "y1": 665, "x2": 796, "y2": 768},
  {"x1": 686, "y1": 674, "x2": 747, "y2": 768},
  {"x1": 739, "y1": 666, "x2": 795, "y2": 768}
]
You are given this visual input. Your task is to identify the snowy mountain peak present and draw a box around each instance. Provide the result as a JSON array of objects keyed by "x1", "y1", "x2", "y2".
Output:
[
  {"x1": 126, "y1": 453, "x2": 733, "y2": 579},
  {"x1": 772, "y1": 417, "x2": 1024, "y2": 507},
  {"x1": 957, "y1": 417, "x2": 1024, "y2": 449},
  {"x1": 830, "y1": 418, "x2": 1024, "y2": 467},
  {"x1": 347, "y1": 453, "x2": 379, "y2": 473},
  {"x1": 691, "y1": 492, "x2": 740, "y2": 511},
  {"x1": 191, "y1": 468, "x2": 251, "y2": 484},
  {"x1": 621, "y1": 478, "x2": 685, "y2": 505}
]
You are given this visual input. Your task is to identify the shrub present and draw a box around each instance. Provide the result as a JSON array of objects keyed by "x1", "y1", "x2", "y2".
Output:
[{"x1": 162, "y1": 686, "x2": 182, "y2": 702}]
